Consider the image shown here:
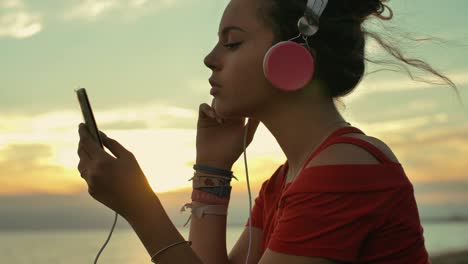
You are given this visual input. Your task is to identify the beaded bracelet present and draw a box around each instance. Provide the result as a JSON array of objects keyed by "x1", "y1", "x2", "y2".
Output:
[
  {"x1": 197, "y1": 186, "x2": 232, "y2": 198},
  {"x1": 150, "y1": 240, "x2": 192, "y2": 263}
]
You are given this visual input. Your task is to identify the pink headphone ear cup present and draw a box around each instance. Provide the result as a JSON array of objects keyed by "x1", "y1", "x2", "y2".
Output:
[{"x1": 263, "y1": 41, "x2": 315, "y2": 92}]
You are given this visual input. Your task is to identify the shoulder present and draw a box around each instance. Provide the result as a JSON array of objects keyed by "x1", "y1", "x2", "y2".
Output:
[{"x1": 305, "y1": 133, "x2": 400, "y2": 168}]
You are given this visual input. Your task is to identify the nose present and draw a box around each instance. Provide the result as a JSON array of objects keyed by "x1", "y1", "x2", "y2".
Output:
[{"x1": 203, "y1": 46, "x2": 220, "y2": 71}]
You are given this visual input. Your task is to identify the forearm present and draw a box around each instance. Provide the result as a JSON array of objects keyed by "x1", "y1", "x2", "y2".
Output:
[
  {"x1": 189, "y1": 211, "x2": 230, "y2": 264},
  {"x1": 124, "y1": 190, "x2": 202, "y2": 264},
  {"x1": 187, "y1": 160, "x2": 234, "y2": 264}
]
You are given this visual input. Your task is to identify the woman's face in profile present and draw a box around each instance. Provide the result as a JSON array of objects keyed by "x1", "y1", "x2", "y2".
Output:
[{"x1": 204, "y1": 0, "x2": 277, "y2": 119}]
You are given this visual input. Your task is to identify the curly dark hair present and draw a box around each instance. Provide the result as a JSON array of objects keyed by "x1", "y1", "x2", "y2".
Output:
[{"x1": 257, "y1": 0, "x2": 462, "y2": 105}]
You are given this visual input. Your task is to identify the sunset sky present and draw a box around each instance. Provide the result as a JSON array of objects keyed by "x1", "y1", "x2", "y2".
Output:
[{"x1": 1, "y1": 0, "x2": 467, "y2": 226}]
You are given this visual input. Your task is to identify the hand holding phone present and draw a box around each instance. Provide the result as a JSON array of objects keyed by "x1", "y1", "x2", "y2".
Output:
[{"x1": 75, "y1": 88, "x2": 104, "y2": 148}]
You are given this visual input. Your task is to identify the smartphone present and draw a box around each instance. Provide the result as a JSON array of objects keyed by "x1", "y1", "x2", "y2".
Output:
[{"x1": 75, "y1": 88, "x2": 104, "y2": 149}]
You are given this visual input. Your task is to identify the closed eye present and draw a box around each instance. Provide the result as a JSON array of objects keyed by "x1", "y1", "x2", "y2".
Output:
[{"x1": 223, "y1": 42, "x2": 242, "y2": 49}]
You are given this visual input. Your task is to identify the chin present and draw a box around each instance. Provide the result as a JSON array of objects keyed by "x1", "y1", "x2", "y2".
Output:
[{"x1": 213, "y1": 98, "x2": 246, "y2": 119}]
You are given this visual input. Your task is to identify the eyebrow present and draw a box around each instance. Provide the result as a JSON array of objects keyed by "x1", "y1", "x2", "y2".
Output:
[{"x1": 218, "y1": 26, "x2": 246, "y2": 37}]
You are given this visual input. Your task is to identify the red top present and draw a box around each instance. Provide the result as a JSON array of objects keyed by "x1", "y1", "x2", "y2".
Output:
[{"x1": 245, "y1": 126, "x2": 430, "y2": 263}]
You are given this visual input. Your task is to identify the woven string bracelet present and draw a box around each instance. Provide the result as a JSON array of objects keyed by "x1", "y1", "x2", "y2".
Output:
[{"x1": 192, "y1": 170, "x2": 239, "y2": 181}]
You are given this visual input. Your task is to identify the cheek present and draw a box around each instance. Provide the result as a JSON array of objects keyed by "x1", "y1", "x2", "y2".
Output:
[
  {"x1": 215, "y1": 56, "x2": 273, "y2": 117},
  {"x1": 226, "y1": 48, "x2": 269, "y2": 92}
]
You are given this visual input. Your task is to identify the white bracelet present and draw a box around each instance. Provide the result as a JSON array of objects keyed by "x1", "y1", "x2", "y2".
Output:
[
  {"x1": 150, "y1": 240, "x2": 192, "y2": 263},
  {"x1": 180, "y1": 202, "x2": 228, "y2": 227}
]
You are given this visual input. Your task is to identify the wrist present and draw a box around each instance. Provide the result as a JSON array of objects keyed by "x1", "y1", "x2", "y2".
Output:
[{"x1": 123, "y1": 186, "x2": 161, "y2": 223}]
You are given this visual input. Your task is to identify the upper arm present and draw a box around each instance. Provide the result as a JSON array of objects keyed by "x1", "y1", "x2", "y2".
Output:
[
  {"x1": 229, "y1": 230, "x2": 343, "y2": 264},
  {"x1": 258, "y1": 136, "x2": 397, "y2": 263},
  {"x1": 258, "y1": 249, "x2": 343, "y2": 264},
  {"x1": 229, "y1": 226, "x2": 263, "y2": 264},
  {"x1": 229, "y1": 176, "x2": 274, "y2": 264}
]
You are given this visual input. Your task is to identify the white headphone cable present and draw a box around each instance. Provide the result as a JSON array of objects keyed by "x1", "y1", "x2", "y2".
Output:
[
  {"x1": 93, "y1": 120, "x2": 251, "y2": 264},
  {"x1": 94, "y1": 211, "x2": 118, "y2": 263},
  {"x1": 243, "y1": 120, "x2": 253, "y2": 264}
]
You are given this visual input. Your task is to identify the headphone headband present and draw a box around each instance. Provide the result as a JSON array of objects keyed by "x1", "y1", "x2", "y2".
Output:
[
  {"x1": 298, "y1": 0, "x2": 329, "y2": 36},
  {"x1": 306, "y1": 0, "x2": 328, "y2": 20}
]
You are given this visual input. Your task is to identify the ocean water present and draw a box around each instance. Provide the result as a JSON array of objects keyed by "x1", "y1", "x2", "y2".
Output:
[{"x1": 1, "y1": 223, "x2": 467, "y2": 263}]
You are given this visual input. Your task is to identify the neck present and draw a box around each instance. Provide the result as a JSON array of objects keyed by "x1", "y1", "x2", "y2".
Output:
[{"x1": 255, "y1": 84, "x2": 348, "y2": 179}]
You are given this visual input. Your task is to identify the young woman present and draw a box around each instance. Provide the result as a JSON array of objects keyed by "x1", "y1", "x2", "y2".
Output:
[{"x1": 77, "y1": 0, "x2": 458, "y2": 263}]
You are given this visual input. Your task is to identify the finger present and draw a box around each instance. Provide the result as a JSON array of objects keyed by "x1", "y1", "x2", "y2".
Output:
[
  {"x1": 77, "y1": 142, "x2": 91, "y2": 162},
  {"x1": 245, "y1": 118, "x2": 261, "y2": 145},
  {"x1": 77, "y1": 160, "x2": 88, "y2": 180},
  {"x1": 78, "y1": 123, "x2": 106, "y2": 159},
  {"x1": 199, "y1": 103, "x2": 224, "y2": 124},
  {"x1": 99, "y1": 131, "x2": 131, "y2": 159},
  {"x1": 77, "y1": 159, "x2": 93, "y2": 186},
  {"x1": 77, "y1": 159, "x2": 85, "y2": 175},
  {"x1": 199, "y1": 103, "x2": 216, "y2": 119},
  {"x1": 210, "y1": 99, "x2": 224, "y2": 123}
]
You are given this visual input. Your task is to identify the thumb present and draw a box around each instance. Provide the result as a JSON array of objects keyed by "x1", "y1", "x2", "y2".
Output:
[{"x1": 99, "y1": 131, "x2": 130, "y2": 159}]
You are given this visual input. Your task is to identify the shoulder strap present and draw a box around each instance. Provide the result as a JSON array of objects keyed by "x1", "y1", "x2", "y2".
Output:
[{"x1": 301, "y1": 126, "x2": 366, "y2": 170}]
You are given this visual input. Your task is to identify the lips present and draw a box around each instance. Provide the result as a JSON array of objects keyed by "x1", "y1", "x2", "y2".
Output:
[
  {"x1": 209, "y1": 78, "x2": 221, "y2": 88},
  {"x1": 209, "y1": 78, "x2": 221, "y2": 96},
  {"x1": 210, "y1": 87, "x2": 219, "y2": 96}
]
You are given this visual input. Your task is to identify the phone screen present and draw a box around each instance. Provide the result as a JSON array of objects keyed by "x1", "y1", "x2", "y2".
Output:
[{"x1": 75, "y1": 88, "x2": 104, "y2": 149}]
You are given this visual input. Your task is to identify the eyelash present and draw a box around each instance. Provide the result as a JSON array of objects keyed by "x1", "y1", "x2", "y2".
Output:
[{"x1": 223, "y1": 42, "x2": 242, "y2": 50}]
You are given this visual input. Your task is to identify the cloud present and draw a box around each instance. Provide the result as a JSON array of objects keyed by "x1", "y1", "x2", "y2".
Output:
[
  {"x1": 128, "y1": 0, "x2": 149, "y2": 8},
  {"x1": 0, "y1": 103, "x2": 466, "y2": 194},
  {"x1": 0, "y1": 103, "x2": 284, "y2": 194},
  {"x1": 416, "y1": 191, "x2": 468, "y2": 205},
  {"x1": 1, "y1": 0, "x2": 23, "y2": 8},
  {"x1": 99, "y1": 120, "x2": 150, "y2": 130},
  {"x1": 364, "y1": 121, "x2": 468, "y2": 148},
  {"x1": 0, "y1": 103, "x2": 198, "y2": 135},
  {"x1": 64, "y1": 0, "x2": 190, "y2": 21},
  {"x1": 0, "y1": 103, "x2": 199, "y2": 193},
  {"x1": 94, "y1": 104, "x2": 198, "y2": 129},
  {"x1": 367, "y1": 98, "x2": 442, "y2": 121},
  {"x1": 413, "y1": 180, "x2": 468, "y2": 205},
  {"x1": 345, "y1": 70, "x2": 468, "y2": 104},
  {"x1": 374, "y1": 71, "x2": 467, "y2": 92},
  {"x1": 64, "y1": 0, "x2": 120, "y2": 20},
  {"x1": 0, "y1": 144, "x2": 81, "y2": 195},
  {"x1": 358, "y1": 113, "x2": 450, "y2": 135},
  {"x1": 369, "y1": 123, "x2": 468, "y2": 182},
  {"x1": 0, "y1": 0, "x2": 42, "y2": 38},
  {"x1": 332, "y1": 116, "x2": 468, "y2": 183}
]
